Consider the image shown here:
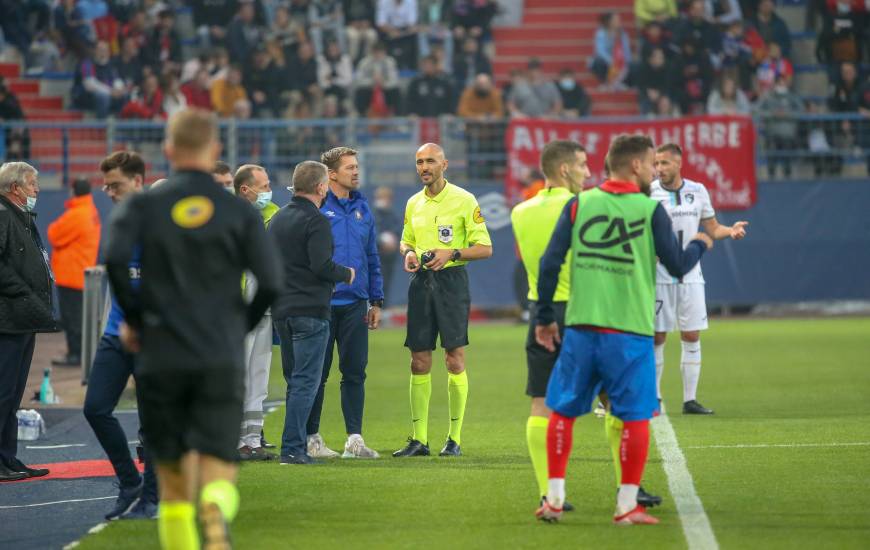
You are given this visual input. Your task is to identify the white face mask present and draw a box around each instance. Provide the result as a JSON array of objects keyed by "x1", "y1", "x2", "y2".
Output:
[
  {"x1": 253, "y1": 190, "x2": 272, "y2": 210},
  {"x1": 224, "y1": 184, "x2": 235, "y2": 193},
  {"x1": 24, "y1": 195, "x2": 37, "y2": 211}
]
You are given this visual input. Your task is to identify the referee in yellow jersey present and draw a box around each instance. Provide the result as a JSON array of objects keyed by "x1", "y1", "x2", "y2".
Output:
[{"x1": 393, "y1": 143, "x2": 492, "y2": 458}]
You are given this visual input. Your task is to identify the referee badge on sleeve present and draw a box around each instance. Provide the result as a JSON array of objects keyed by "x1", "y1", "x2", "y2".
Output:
[{"x1": 438, "y1": 225, "x2": 454, "y2": 243}]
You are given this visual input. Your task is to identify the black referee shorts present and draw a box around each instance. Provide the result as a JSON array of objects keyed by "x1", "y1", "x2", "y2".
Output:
[
  {"x1": 405, "y1": 266, "x2": 470, "y2": 352},
  {"x1": 525, "y1": 301, "x2": 567, "y2": 398},
  {"x1": 136, "y1": 367, "x2": 244, "y2": 463}
]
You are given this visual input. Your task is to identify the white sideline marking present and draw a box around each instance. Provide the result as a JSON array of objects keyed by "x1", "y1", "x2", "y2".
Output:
[
  {"x1": 25, "y1": 444, "x2": 87, "y2": 449},
  {"x1": 652, "y1": 413, "x2": 719, "y2": 550},
  {"x1": 0, "y1": 496, "x2": 114, "y2": 510},
  {"x1": 687, "y1": 441, "x2": 870, "y2": 450},
  {"x1": 63, "y1": 523, "x2": 107, "y2": 550}
]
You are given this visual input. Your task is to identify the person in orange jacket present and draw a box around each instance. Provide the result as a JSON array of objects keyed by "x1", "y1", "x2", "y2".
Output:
[{"x1": 47, "y1": 178, "x2": 101, "y2": 366}]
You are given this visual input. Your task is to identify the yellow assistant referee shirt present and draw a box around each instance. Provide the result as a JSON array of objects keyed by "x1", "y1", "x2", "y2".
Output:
[
  {"x1": 401, "y1": 180, "x2": 492, "y2": 269},
  {"x1": 510, "y1": 186, "x2": 573, "y2": 302}
]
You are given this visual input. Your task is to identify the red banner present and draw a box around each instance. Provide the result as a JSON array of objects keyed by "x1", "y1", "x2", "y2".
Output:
[{"x1": 505, "y1": 115, "x2": 757, "y2": 210}]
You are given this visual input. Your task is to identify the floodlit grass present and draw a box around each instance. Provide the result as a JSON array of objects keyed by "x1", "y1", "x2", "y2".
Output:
[{"x1": 78, "y1": 318, "x2": 870, "y2": 549}]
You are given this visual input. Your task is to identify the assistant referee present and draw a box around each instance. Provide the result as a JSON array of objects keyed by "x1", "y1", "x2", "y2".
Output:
[{"x1": 393, "y1": 143, "x2": 492, "y2": 458}]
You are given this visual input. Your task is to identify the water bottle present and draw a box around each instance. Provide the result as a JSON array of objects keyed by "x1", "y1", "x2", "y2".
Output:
[
  {"x1": 17, "y1": 409, "x2": 43, "y2": 441},
  {"x1": 39, "y1": 368, "x2": 55, "y2": 404}
]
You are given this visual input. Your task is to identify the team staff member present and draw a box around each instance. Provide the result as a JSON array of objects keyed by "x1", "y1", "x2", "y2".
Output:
[
  {"x1": 213, "y1": 160, "x2": 234, "y2": 191},
  {"x1": 105, "y1": 109, "x2": 281, "y2": 549},
  {"x1": 306, "y1": 147, "x2": 383, "y2": 460},
  {"x1": 83, "y1": 151, "x2": 159, "y2": 520},
  {"x1": 534, "y1": 135, "x2": 712, "y2": 525},
  {"x1": 269, "y1": 161, "x2": 355, "y2": 465},
  {"x1": 0, "y1": 162, "x2": 55, "y2": 482},
  {"x1": 47, "y1": 177, "x2": 101, "y2": 367},
  {"x1": 233, "y1": 164, "x2": 280, "y2": 461},
  {"x1": 393, "y1": 143, "x2": 492, "y2": 458}
]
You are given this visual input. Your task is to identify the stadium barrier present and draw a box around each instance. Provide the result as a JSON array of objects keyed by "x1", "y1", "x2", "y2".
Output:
[{"x1": 0, "y1": 113, "x2": 867, "y2": 188}]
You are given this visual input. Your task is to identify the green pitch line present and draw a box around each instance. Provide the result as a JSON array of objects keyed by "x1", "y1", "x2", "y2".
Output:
[{"x1": 78, "y1": 318, "x2": 870, "y2": 549}]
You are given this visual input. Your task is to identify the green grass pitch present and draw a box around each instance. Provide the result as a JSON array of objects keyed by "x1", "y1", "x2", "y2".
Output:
[{"x1": 79, "y1": 317, "x2": 870, "y2": 549}]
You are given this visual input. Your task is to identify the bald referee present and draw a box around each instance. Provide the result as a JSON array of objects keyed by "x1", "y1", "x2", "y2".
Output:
[
  {"x1": 393, "y1": 143, "x2": 492, "y2": 458},
  {"x1": 105, "y1": 109, "x2": 282, "y2": 549}
]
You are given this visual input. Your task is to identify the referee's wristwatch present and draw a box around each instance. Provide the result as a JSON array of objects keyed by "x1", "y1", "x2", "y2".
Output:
[
  {"x1": 451, "y1": 249, "x2": 462, "y2": 262},
  {"x1": 369, "y1": 299, "x2": 384, "y2": 308}
]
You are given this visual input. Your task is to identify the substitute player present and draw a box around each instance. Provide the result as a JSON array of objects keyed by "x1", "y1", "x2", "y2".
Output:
[
  {"x1": 105, "y1": 109, "x2": 282, "y2": 549},
  {"x1": 651, "y1": 143, "x2": 748, "y2": 414},
  {"x1": 512, "y1": 140, "x2": 661, "y2": 511},
  {"x1": 534, "y1": 135, "x2": 712, "y2": 525},
  {"x1": 393, "y1": 143, "x2": 492, "y2": 458}
]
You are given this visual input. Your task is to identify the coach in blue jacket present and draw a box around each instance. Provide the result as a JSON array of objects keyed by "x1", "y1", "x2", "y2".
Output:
[{"x1": 306, "y1": 147, "x2": 385, "y2": 459}]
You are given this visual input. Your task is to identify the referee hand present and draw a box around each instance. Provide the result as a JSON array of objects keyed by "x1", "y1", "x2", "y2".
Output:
[
  {"x1": 424, "y1": 249, "x2": 453, "y2": 271},
  {"x1": 404, "y1": 250, "x2": 421, "y2": 273},
  {"x1": 535, "y1": 323, "x2": 561, "y2": 353}
]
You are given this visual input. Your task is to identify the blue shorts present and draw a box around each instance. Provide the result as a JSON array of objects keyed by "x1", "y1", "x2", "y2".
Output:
[{"x1": 545, "y1": 328, "x2": 658, "y2": 421}]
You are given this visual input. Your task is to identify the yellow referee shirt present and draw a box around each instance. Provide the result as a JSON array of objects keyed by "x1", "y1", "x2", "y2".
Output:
[
  {"x1": 510, "y1": 187, "x2": 573, "y2": 302},
  {"x1": 401, "y1": 180, "x2": 492, "y2": 269}
]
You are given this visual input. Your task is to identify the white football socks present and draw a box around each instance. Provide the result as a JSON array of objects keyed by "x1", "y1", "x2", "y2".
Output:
[
  {"x1": 616, "y1": 484, "x2": 640, "y2": 516},
  {"x1": 654, "y1": 343, "x2": 665, "y2": 400},
  {"x1": 680, "y1": 340, "x2": 702, "y2": 403},
  {"x1": 547, "y1": 478, "x2": 565, "y2": 509}
]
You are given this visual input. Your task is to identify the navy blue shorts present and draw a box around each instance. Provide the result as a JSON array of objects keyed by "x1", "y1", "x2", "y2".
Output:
[{"x1": 545, "y1": 328, "x2": 658, "y2": 421}]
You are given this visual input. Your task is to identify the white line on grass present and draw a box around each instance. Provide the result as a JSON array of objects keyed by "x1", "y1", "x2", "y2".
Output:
[
  {"x1": 652, "y1": 413, "x2": 719, "y2": 550},
  {"x1": 0, "y1": 496, "x2": 115, "y2": 510},
  {"x1": 25, "y1": 444, "x2": 87, "y2": 449},
  {"x1": 687, "y1": 442, "x2": 870, "y2": 450}
]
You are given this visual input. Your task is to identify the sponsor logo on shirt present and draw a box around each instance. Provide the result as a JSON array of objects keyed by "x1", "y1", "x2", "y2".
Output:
[{"x1": 171, "y1": 196, "x2": 214, "y2": 229}]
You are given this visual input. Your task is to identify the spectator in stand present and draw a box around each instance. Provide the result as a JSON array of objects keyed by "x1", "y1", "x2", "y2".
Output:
[
  {"x1": 590, "y1": 12, "x2": 631, "y2": 90},
  {"x1": 119, "y1": 9, "x2": 148, "y2": 50},
  {"x1": 418, "y1": 0, "x2": 455, "y2": 73},
  {"x1": 508, "y1": 58, "x2": 562, "y2": 118},
  {"x1": 161, "y1": 72, "x2": 187, "y2": 118},
  {"x1": 636, "y1": 47, "x2": 673, "y2": 115},
  {"x1": 270, "y1": 3, "x2": 307, "y2": 59},
  {"x1": 635, "y1": 0, "x2": 678, "y2": 26},
  {"x1": 245, "y1": 46, "x2": 282, "y2": 117},
  {"x1": 181, "y1": 51, "x2": 212, "y2": 83},
  {"x1": 405, "y1": 54, "x2": 454, "y2": 116},
  {"x1": 318, "y1": 39, "x2": 353, "y2": 103},
  {"x1": 181, "y1": 67, "x2": 213, "y2": 110},
  {"x1": 828, "y1": 62, "x2": 870, "y2": 174},
  {"x1": 227, "y1": 0, "x2": 263, "y2": 64},
  {"x1": 120, "y1": 72, "x2": 164, "y2": 119},
  {"x1": 451, "y1": 0, "x2": 499, "y2": 41},
  {"x1": 671, "y1": 39, "x2": 715, "y2": 114},
  {"x1": 705, "y1": 0, "x2": 743, "y2": 25},
  {"x1": 192, "y1": 0, "x2": 237, "y2": 49},
  {"x1": 144, "y1": 9, "x2": 181, "y2": 72},
  {"x1": 46, "y1": 177, "x2": 100, "y2": 368},
  {"x1": 720, "y1": 20, "x2": 754, "y2": 91},
  {"x1": 674, "y1": 0, "x2": 722, "y2": 64},
  {"x1": 354, "y1": 41, "x2": 401, "y2": 115},
  {"x1": 212, "y1": 64, "x2": 249, "y2": 117},
  {"x1": 655, "y1": 94, "x2": 682, "y2": 117},
  {"x1": 288, "y1": 40, "x2": 321, "y2": 98},
  {"x1": 557, "y1": 68, "x2": 591, "y2": 118},
  {"x1": 71, "y1": 41, "x2": 126, "y2": 118},
  {"x1": 749, "y1": 0, "x2": 791, "y2": 59},
  {"x1": 290, "y1": 0, "x2": 312, "y2": 27},
  {"x1": 457, "y1": 73, "x2": 503, "y2": 118},
  {"x1": 308, "y1": 0, "x2": 346, "y2": 56},
  {"x1": 0, "y1": 84, "x2": 29, "y2": 160},
  {"x1": 376, "y1": 0, "x2": 419, "y2": 71},
  {"x1": 53, "y1": 0, "x2": 94, "y2": 59},
  {"x1": 453, "y1": 36, "x2": 491, "y2": 91},
  {"x1": 707, "y1": 75, "x2": 751, "y2": 114},
  {"x1": 756, "y1": 42, "x2": 793, "y2": 97},
  {"x1": 816, "y1": 0, "x2": 866, "y2": 67},
  {"x1": 755, "y1": 75, "x2": 804, "y2": 178},
  {"x1": 343, "y1": 0, "x2": 378, "y2": 62},
  {"x1": 114, "y1": 35, "x2": 144, "y2": 89},
  {"x1": 210, "y1": 47, "x2": 231, "y2": 84},
  {"x1": 639, "y1": 20, "x2": 673, "y2": 62}
]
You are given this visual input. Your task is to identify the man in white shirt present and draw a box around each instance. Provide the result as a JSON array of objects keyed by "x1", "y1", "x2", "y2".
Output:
[{"x1": 650, "y1": 143, "x2": 748, "y2": 414}]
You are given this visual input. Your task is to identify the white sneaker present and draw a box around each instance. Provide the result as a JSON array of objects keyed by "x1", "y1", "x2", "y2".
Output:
[
  {"x1": 306, "y1": 433, "x2": 339, "y2": 458},
  {"x1": 342, "y1": 434, "x2": 380, "y2": 458}
]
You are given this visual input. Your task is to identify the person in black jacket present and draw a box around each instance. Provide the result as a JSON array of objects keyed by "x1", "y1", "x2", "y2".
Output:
[
  {"x1": 0, "y1": 162, "x2": 57, "y2": 482},
  {"x1": 104, "y1": 109, "x2": 281, "y2": 547},
  {"x1": 268, "y1": 160, "x2": 354, "y2": 465},
  {"x1": 405, "y1": 55, "x2": 455, "y2": 117}
]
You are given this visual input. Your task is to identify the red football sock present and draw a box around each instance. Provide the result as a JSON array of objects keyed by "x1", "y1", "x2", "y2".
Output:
[
  {"x1": 619, "y1": 419, "x2": 650, "y2": 485},
  {"x1": 547, "y1": 412, "x2": 575, "y2": 479}
]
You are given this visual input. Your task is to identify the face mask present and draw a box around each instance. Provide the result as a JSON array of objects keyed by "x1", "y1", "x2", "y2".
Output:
[
  {"x1": 224, "y1": 184, "x2": 235, "y2": 193},
  {"x1": 24, "y1": 195, "x2": 37, "y2": 211},
  {"x1": 374, "y1": 199, "x2": 389, "y2": 209},
  {"x1": 560, "y1": 78, "x2": 575, "y2": 90},
  {"x1": 253, "y1": 190, "x2": 272, "y2": 210}
]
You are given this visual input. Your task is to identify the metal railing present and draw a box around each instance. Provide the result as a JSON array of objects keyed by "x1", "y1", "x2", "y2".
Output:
[
  {"x1": 1, "y1": 114, "x2": 868, "y2": 186},
  {"x1": 81, "y1": 266, "x2": 111, "y2": 385}
]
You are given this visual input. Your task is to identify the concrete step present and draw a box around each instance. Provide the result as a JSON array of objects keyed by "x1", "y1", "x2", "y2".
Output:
[{"x1": 777, "y1": 5, "x2": 808, "y2": 34}]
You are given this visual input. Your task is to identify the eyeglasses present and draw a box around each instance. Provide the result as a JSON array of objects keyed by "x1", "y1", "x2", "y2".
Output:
[{"x1": 102, "y1": 182, "x2": 123, "y2": 193}]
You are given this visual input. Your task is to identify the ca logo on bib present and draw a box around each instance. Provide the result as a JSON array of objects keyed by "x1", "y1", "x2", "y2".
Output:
[{"x1": 438, "y1": 225, "x2": 453, "y2": 244}]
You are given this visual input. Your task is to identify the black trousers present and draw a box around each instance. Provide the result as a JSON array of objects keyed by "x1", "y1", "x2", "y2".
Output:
[
  {"x1": 307, "y1": 300, "x2": 369, "y2": 436},
  {"x1": 57, "y1": 286, "x2": 83, "y2": 359},
  {"x1": 0, "y1": 333, "x2": 36, "y2": 462},
  {"x1": 83, "y1": 334, "x2": 157, "y2": 500}
]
